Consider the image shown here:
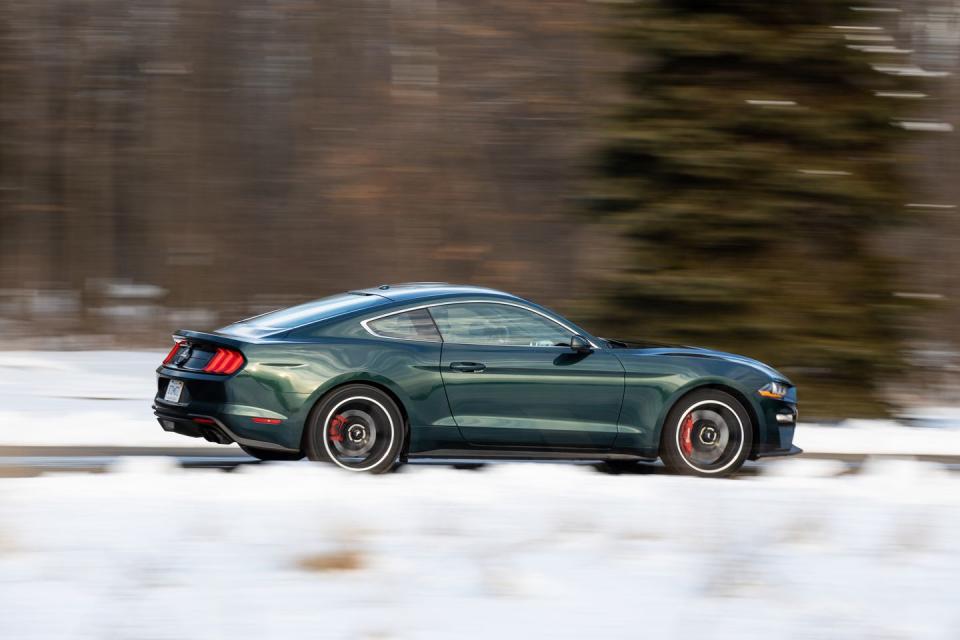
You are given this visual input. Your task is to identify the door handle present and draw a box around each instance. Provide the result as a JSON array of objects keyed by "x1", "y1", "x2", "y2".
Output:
[{"x1": 450, "y1": 361, "x2": 486, "y2": 373}]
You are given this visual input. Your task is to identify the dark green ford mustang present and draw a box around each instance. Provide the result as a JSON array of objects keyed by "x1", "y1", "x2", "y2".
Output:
[{"x1": 153, "y1": 283, "x2": 799, "y2": 476}]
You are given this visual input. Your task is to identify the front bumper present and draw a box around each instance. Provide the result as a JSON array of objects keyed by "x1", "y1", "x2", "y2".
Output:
[
  {"x1": 754, "y1": 444, "x2": 803, "y2": 459},
  {"x1": 751, "y1": 393, "x2": 800, "y2": 459}
]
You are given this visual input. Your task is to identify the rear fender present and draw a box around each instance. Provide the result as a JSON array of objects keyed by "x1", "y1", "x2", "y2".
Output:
[{"x1": 303, "y1": 371, "x2": 414, "y2": 419}]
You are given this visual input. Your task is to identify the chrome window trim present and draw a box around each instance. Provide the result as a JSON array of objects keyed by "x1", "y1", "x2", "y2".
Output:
[
  {"x1": 360, "y1": 299, "x2": 599, "y2": 349},
  {"x1": 361, "y1": 308, "x2": 442, "y2": 344}
]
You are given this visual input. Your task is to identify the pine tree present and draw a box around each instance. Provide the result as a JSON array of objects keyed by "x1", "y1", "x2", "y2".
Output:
[{"x1": 588, "y1": 0, "x2": 921, "y2": 417}]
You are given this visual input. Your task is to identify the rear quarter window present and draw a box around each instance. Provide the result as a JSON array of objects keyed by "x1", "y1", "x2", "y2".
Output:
[{"x1": 365, "y1": 309, "x2": 441, "y2": 342}]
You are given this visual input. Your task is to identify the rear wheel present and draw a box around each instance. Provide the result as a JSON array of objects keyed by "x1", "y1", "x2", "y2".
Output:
[
  {"x1": 660, "y1": 389, "x2": 753, "y2": 477},
  {"x1": 305, "y1": 384, "x2": 405, "y2": 474},
  {"x1": 239, "y1": 444, "x2": 304, "y2": 462}
]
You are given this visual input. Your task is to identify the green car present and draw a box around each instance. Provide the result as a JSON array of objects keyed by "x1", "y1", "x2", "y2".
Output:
[{"x1": 153, "y1": 283, "x2": 799, "y2": 476}]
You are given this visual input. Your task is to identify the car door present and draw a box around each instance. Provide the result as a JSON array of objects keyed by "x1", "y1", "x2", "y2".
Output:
[{"x1": 431, "y1": 301, "x2": 625, "y2": 449}]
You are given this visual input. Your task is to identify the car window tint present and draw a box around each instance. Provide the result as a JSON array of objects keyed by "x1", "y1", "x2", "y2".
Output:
[
  {"x1": 367, "y1": 309, "x2": 441, "y2": 342},
  {"x1": 429, "y1": 303, "x2": 570, "y2": 347}
]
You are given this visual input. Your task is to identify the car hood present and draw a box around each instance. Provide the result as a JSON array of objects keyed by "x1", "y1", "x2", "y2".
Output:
[{"x1": 609, "y1": 340, "x2": 790, "y2": 384}]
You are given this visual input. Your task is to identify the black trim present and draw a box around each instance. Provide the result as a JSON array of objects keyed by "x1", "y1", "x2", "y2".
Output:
[
  {"x1": 753, "y1": 445, "x2": 803, "y2": 459},
  {"x1": 407, "y1": 448, "x2": 657, "y2": 463}
]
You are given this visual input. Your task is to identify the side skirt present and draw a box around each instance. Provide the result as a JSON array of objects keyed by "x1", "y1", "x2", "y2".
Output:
[{"x1": 406, "y1": 448, "x2": 657, "y2": 463}]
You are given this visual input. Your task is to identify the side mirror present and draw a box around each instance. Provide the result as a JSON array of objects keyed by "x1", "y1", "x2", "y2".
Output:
[{"x1": 569, "y1": 334, "x2": 592, "y2": 353}]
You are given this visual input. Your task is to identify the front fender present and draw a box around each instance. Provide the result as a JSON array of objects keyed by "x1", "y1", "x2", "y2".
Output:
[
  {"x1": 650, "y1": 378, "x2": 769, "y2": 454},
  {"x1": 611, "y1": 352, "x2": 774, "y2": 457}
]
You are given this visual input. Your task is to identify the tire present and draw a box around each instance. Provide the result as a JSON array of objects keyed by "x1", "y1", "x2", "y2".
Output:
[
  {"x1": 659, "y1": 389, "x2": 753, "y2": 477},
  {"x1": 239, "y1": 444, "x2": 304, "y2": 462},
  {"x1": 304, "y1": 384, "x2": 405, "y2": 474}
]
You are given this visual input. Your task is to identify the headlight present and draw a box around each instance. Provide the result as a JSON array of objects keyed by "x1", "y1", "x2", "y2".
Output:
[{"x1": 758, "y1": 381, "x2": 790, "y2": 399}]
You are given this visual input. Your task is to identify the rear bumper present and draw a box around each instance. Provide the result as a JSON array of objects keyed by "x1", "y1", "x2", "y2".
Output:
[
  {"x1": 153, "y1": 403, "x2": 299, "y2": 452},
  {"x1": 155, "y1": 364, "x2": 308, "y2": 450}
]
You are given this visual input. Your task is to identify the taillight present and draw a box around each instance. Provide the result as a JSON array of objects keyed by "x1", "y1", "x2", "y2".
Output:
[
  {"x1": 203, "y1": 347, "x2": 245, "y2": 375},
  {"x1": 162, "y1": 341, "x2": 184, "y2": 365}
]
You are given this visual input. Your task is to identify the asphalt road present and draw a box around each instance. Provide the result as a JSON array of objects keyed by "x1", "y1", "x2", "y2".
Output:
[{"x1": 2, "y1": 446, "x2": 958, "y2": 477}]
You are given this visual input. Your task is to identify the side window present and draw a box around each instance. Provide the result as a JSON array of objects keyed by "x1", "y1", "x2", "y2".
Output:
[
  {"x1": 365, "y1": 309, "x2": 441, "y2": 342},
  {"x1": 429, "y1": 303, "x2": 571, "y2": 347}
]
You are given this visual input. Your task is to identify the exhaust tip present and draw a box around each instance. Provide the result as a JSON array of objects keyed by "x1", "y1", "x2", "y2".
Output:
[{"x1": 200, "y1": 426, "x2": 233, "y2": 445}]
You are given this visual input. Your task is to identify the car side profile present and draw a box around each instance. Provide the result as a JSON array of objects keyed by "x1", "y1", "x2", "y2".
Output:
[{"x1": 153, "y1": 283, "x2": 799, "y2": 476}]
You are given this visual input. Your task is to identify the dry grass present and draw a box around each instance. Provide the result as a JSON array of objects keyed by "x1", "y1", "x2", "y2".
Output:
[{"x1": 297, "y1": 549, "x2": 364, "y2": 573}]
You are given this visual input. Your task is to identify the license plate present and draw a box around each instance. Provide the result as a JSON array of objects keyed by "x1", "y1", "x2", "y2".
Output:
[{"x1": 164, "y1": 379, "x2": 184, "y2": 403}]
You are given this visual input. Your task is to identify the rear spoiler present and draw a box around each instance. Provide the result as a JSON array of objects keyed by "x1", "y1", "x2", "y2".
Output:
[{"x1": 172, "y1": 329, "x2": 248, "y2": 349}]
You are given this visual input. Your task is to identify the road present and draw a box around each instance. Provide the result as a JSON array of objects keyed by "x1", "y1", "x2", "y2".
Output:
[{"x1": 2, "y1": 445, "x2": 959, "y2": 477}]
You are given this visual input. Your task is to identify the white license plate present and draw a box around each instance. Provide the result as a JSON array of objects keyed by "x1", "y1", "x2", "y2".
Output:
[{"x1": 164, "y1": 379, "x2": 184, "y2": 403}]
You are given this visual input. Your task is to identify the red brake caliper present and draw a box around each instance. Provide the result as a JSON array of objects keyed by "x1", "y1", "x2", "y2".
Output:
[
  {"x1": 329, "y1": 414, "x2": 347, "y2": 442},
  {"x1": 680, "y1": 413, "x2": 694, "y2": 456}
]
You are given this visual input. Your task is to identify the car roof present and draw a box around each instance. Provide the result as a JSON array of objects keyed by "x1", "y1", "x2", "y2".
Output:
[{"x1": 350, "y1": 283, "x2": 522, "y2": 304}]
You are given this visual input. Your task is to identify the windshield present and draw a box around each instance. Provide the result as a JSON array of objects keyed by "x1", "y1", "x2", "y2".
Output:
[{"x1": 218, "y1": 293, "x2": 385, "y2": 336}]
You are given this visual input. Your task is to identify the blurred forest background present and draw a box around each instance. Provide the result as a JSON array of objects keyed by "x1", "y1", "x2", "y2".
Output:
[{"x1": 1, "y1": 0, "x2": 959, "y2": 417}]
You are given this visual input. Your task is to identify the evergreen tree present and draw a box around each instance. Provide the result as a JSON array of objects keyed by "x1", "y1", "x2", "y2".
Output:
[{"x1": 588, "y1": 0, "x2": 921, "y2": 417}]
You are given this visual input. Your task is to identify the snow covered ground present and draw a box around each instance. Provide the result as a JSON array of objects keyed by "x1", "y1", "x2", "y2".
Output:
[
  {"x1": 800, "y1": 420, "x2": 960, "y2": 456},
  {"x1": 1, "y1": 458, "x2": 959, "y2": 639},
  {"x1": 3, "y1": 349, "x2": 960, "y2": 455},
  {"x1": 3, "y1": 351, "x2": 960, "y2": 638}
]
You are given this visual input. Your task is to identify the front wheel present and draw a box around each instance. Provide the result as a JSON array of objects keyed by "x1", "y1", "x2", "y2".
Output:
[
  {"x1": 304, "y1": 384, "x2": 405, "y2": 474},
  {"x1": 660, "y1": 389, "x2": 753, "y2": 477}
]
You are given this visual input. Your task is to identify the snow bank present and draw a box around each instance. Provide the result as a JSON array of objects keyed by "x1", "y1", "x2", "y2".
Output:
[
  {"x1": 0, "y1": 460, "x2": 958, "y2": 639},
  {"x1": 798, "y1": 419, "x2": 960, "y2": 455},
  {"x1": 0, "y1": 350, "x2": 220, "y2": 448},
  {"x1": 2, "y1": 350, "x2": 960, "y2": 456}
]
